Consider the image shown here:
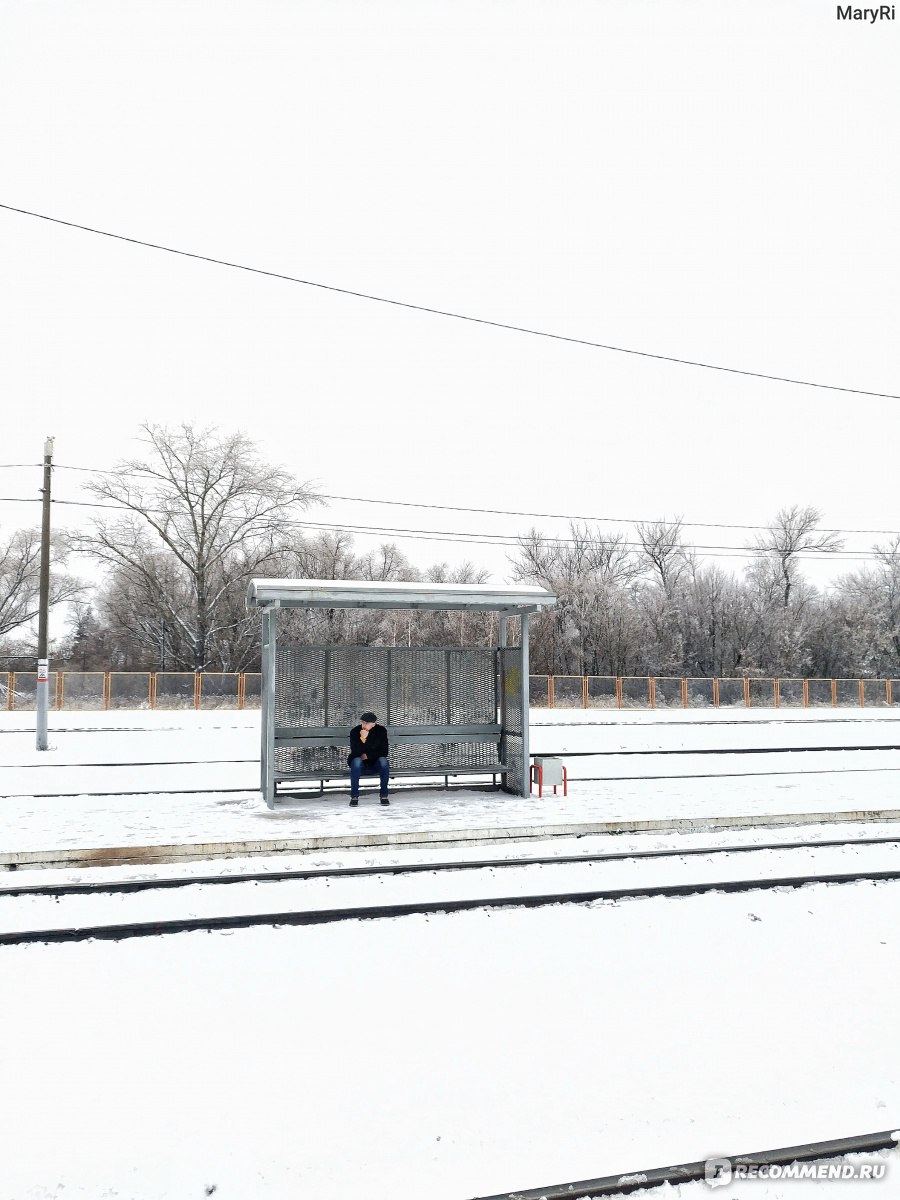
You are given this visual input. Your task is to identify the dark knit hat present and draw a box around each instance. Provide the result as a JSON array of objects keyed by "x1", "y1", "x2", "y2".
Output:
[{"x1": 360, "y1": 711, "x2": 378, "y2": 723}]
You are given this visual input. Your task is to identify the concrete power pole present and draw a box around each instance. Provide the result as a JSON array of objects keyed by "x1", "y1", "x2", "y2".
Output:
[{"x1": 36, "y1": 436, "x2": 54, "y2": 751}]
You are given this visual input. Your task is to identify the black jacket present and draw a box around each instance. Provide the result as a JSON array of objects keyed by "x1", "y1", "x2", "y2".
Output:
[{"x1": 348, "y1": 723, "x2": 390, "y2": 766}]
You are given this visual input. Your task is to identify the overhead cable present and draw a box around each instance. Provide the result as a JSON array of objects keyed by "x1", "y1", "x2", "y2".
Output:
[
  {"x1": 22, "y1": 494, "x2": 896, "y2": 559},
  {"x1": 49, "y1": 467, "x2": 900, "y2": 539},
  {"x1": 283, "y1": 519, "x2": 877, "y2": 563},
  {"x1": 320, "y1": 493, "x2": 900, "y2": 539},
  {"x1": 1, "y1": 201, "x2": 897, "y2": 399},
  {"x1": 287, "y1": 517, "x2": 863, "y2": 558}
]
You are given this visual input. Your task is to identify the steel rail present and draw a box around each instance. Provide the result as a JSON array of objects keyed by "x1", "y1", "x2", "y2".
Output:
[
  {"x1": 571, "y1": 765, "x2": 900, "y2": 783},
  {"x1": 3, "y1": 835, "x2": 900, "y2": 899},
  {"x1": 10, "y1": 761, "x2": 900, "y2": 800},
  {"x1": 0, "y1": 787, "x2": 253, "y2": 798},
  {"x1": 6, "y1": 742, "x2": 900, "y2": 769},
  {"x1": 0, "y1": 724, "x2": 254, "y2": 735},
  {"x1": 531, "y1": 717, "x2": 900, "y2": 726},
  {"x1": 470, "y1": 1129, "x2": 900, "y2": 1199},
  {"x1": 533, "y1": 744, "x2": 900, "y2": 756},
  {"x1": 3, "y1": 868, "x2": 899, "y2": 946},
  {"x1": 0, "y1": 758, "x2": 257, "y2": 768}
]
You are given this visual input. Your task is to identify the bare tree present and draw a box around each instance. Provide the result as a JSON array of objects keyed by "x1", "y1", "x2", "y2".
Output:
[
  {"x1": 416, "y1": 561, "x2": 491, "y2": 647},
  {"x1": 0, "y1": 527, "x2": 83, "y2": 641},
  {"x1": 832, "y1": 537, "x2": 900, "y2": 675},
  {"x1": 61, "y1": 600, "x2": 113, "y2": 670},
  {"x1": 71, "y1": 424, "x2": 318, "y2": 669},
  {"x1": 510, "y1": 524, "x2": 641, "y2": 674},
  {"x1": 752, "y1": 506, "x2": 843, "y2": 608},
  {"x1": 636, "y1": 518, "x2": 694, "y2": 592}
]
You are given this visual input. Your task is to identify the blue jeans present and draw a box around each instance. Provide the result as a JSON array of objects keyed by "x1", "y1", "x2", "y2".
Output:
[{"x1": 349, "y1": 755, "x2": 390, "y2": 797}]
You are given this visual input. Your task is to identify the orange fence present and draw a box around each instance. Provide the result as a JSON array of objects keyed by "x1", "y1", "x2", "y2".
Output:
[
  {"x1": 528, "y1": 675, "x2": 899, "y2": 709},
  {"x1": 1, "y1": 672, "x2": 262, "y2": 711},
  {"x1": 1, "y1": 671, "x2": 898, "y2": 711}
]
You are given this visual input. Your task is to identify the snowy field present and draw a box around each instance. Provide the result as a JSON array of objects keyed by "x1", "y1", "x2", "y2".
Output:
[
  {"x1": 1, "y1": 708, "x2": 898, "y2": 1198},
  {"x1": 2, "y1": 881, "x2": 898, "y2": 1198},
  {"x1": 3, "y1": 707, "x2": 900, "y2": 856}
]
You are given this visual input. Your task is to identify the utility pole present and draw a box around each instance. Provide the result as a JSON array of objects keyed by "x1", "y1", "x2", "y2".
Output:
[{"x1": 36, "y1": 436, "x2": 54, "y2": 751}]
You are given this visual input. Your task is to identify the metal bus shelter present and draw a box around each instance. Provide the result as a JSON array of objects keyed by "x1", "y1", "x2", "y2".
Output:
[{"x1": 246, "y1": 579, "x2": 556, "y2": 808}]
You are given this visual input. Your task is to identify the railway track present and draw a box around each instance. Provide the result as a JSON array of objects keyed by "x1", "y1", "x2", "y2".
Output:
[
  {"x1": 3, "y1": 832, "x2": 900, "y2": 898},
  {"x1": 6, "y1": 741, "x2": 900, "y2": 770},
  {"x1": 5, "y1": 741, "x2": 900, "y2": 801},
  {"x1": 3, "y1": 866, "x2": 899, "y2": 946},
  {"x1": 6, "y1": 761, "x2": 900, "y2": 799}
]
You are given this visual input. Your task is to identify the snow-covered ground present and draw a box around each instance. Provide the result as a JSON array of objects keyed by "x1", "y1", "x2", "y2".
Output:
[
  {"x1": 1, "y1": 880, "x2": 898, "y2": 1199},
  {"x1": 1, "y1": 708, "x2": 898, "y2": 1199},
  {"x1": 3, "y1": 708, "x2": 900, "y2": 856}
]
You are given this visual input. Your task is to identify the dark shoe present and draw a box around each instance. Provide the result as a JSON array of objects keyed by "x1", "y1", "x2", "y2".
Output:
[
  {"x1": 380, "y1": 797, "x2": 390, "y2": 805},
  {"x1": 349, "y1": 798, "x2": 359, "y2": 807}
]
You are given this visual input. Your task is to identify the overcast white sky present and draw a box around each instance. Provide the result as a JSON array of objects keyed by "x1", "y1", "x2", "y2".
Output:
[{"x1": 1, "y1": 0, "x2": 898, "y2": 600}]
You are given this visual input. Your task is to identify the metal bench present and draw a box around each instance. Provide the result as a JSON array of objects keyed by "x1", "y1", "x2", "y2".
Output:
[{"x1": 273, "y1": 722, "x2": 506, "y2": 796}]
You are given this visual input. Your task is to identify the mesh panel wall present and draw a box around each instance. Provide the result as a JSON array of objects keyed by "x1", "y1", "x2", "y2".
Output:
[
  {"x1": 275, "y1": 744, "x2": 346, "y2": 776},
  {"x1": 389, "y1": 649, "x2": 447, "y2": 725},
  {"x1": 326, "y1": 646, "x2": 389, "y2": 727},
  {"x1": 275, "y1": 646, "x2": 327, "y2": 727},
  {"x1": 275, "y1": 645, "x2": 496, "y2": 728},
  {"x1": 449, "y1": 649, "x2": 496, "y2": 723}
]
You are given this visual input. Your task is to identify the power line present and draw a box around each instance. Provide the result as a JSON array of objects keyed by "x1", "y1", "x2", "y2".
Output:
[
  {"x1": 52, "y1": 497, "x2": 130, "y2": 511},
  {"x1": 289, "y1": 516, "x2": 864, "y2": 557},
  {"x1": 2, "y1": 201, "x2": 897, "y2": 400},
  {"x1": 319, "y1": 493, "x2": 900, "y2": 540},
  {"x1": 48, "y1": 467, "x2": 900, "y2": 539},
  {"x1": 0, "y1": 464, "x2": 39, "y2": 470},
  {"x1": 42, "y1": 495, "x2": 890, "y2": 556},
  {"x1": 7, "y1": 487, "x2": 894, "y2": 556},
  {"x1": 0, "y1": 491, "x2": 883, "y2": 561},
  {"x1": 284, "y1": 518, "x2": 878, "y2": 563}
]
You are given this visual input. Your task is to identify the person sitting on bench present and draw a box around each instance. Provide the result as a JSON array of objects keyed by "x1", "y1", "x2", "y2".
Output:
[{"x1": 348, "y1": 711, "x2": 390, "y2": 806}]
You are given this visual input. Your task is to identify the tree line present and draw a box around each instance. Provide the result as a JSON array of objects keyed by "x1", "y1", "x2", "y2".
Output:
[{"x1": 1, "y1": 423, "x2": 899, "y2": 679}]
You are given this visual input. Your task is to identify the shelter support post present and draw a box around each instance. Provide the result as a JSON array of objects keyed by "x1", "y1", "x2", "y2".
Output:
[
  {"x1": 260, "y1": 605, "x2": 278, "y2": 809},
  {"x1": 498, "y1": 617, "x2": 507, "y2": 773},
  {"x1": 520, "y1": 613, "x2": 530, "y2": 797}
]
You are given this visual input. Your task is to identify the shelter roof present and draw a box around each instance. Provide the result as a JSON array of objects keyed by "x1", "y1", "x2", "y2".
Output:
[{"x1": 246, "y1": 578, "x2": 556, "y2": 613}]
